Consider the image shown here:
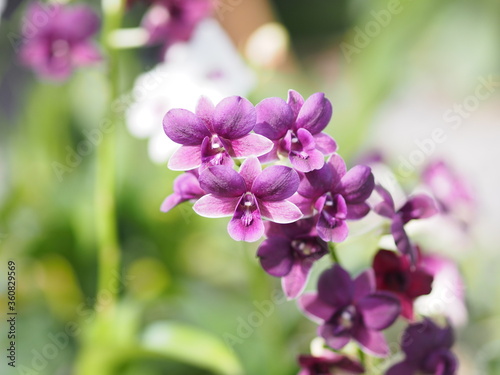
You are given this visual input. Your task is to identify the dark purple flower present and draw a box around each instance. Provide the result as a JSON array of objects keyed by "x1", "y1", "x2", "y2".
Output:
[
  {"x1": 160, "y1": 170, "x2": 205, "y2": 212},
  {"x1": 298, "y1": 351, "x2": 364, "y2": 375},
  {"x1": 299, "y1": 264, "x2": 400, "y2": 357},
  {"x1": 386, "y1": 318, "x2": 458, "y2": 375},
  {"x1": 291, "y1": 154, "x2": 374, "y2": 242},
  {"x1": 19, "y1": 2, "x2": 101, "y2": 80},
  {"x1": 141, "y1": 0, "x2": 212, "y2": 48},
  {"x1": 257, "y1": 218, "x2": 328, "y2": 299},
  {"x1": 193, "y1": 157, "x2": 302, "y2": 242},
  {"x1": 374, "y1": 185, "x2": 437, "y2": 263},
  {"x1": 254, "y1": 90, "x2": 337, "y2": 172},
  {"x1": 422, "y1": 160, "x2": 475, "y2": 226},
  {"x1": 163, "y1": 96, "x2": 274, "y2": 171},
  {"x1": 373, "y1": 249, "x2": 433, "y2": 320}
]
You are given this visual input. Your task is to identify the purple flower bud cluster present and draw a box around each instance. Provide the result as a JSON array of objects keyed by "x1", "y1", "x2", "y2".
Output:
[
  {"x1": 18, "y1": 0, "x2": 212, "y2": 79},
  {"x1": 19, "y1": 2, "x2": 102, "y2": 80},
  {"x1": 161, "y1": 91, "x2": 464, "y2": 375}
]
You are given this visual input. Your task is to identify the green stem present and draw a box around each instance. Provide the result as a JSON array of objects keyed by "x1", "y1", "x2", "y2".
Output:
[
  {"x1": 328, "y1": 242, "x2": 340, "y2": 264},
  {"x1": 95, "y1": 0, "x2": 125, "y2": 315},
  {"x1": 358, "y1": 347, "x2": 366, "y2": 368}
]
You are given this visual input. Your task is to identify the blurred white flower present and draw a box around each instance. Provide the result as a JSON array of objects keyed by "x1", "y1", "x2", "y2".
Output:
[
  {"x1": 415, "y1": 255, "x2": 468, "y2": 327},
  {"x1": 126, "y1": 18, "x2": 256, "y2": 164}
]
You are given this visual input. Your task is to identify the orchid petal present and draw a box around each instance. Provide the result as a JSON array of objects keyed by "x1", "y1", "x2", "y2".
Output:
[
  {"x1": 295, "y1": 92, "x2": 333, "y2": 134},
  {"x1": 298, "y1": 293, "x2": 336, "y2": 322},
  {"x1": 213, "y1": 96, "x2": 256, "y2": 139},
  {"x1": 255, "y1": 97, "x2": 294, "y2": 140},
  {"x1": 228, "y1": 134, "x2": 274, "y2": 158},
  {"x1": 287, "y1": 89, "x2": 305, "y2": 118},
  {"x1": 357, "y1": 293, "x2": 401, "y2": 330},
  {"x1": 353, "y1": 269, "x2": 376, "y2": 300},
  {"x1": 239, "y1": 157, "x2": 261, "y2": 190},
  {"x1": 193, "y1": 195, "x2": 239, "y2": 218},
  {"x1": 252, "y1": 166, "x2": 299, "y2": 201},
  {"x1": 282, "y1": 260, "x2": 313, "y2": 299},
  {"x1": 338, "y1": 165, "x2": 375, "y2": 203},
  {"x1": 195, "y1": 96, "x2": 215, "y2": 132},
  {"x1": 227, "y1": 204, "x2": 264, "y2": 242},
  {"x1": 257, "y1": 237, "x2": 293, "y2": 277},
  {"x1": 168, "y1": 145, "x2": 202, "y2": 171},
  {"x1": 313, "y1": 132, "x2": 337, "y2": 155},
  {"x1": 199, "y1": 166, "x2": 246, "y2": 197},
  {"x1": 163, "y1": 109, "x2": 210, "y2": 145},
  {"x1": 399, "y1": 194, "x2": 438, "y2": 223},
  {"x1": 259, "y1": 200, "x2": 303, "y2": 223},
  {"x1": 317, "y1": 265, "x2": 353, "y2": 308},
  {"x1": 353, "y1": 327, "x2": 389, "y2": 357}
]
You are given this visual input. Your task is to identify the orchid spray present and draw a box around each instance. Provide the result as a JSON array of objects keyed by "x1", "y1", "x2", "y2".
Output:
[{"x1": 162, "y1": 90, "x2": 462, "y2": 375}]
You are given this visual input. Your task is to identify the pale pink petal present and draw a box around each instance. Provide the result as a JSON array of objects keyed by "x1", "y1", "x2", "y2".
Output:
[{"x1": 193, "y1": 195, "x2": 239, "y2": 218}]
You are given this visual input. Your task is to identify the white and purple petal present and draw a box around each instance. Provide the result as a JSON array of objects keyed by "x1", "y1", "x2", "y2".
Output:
[
  {"x1": 259, "y1": 200, "x2": 303, "y2": 223},
  {"x1": 193, "y1": 195, "x2": 239, "y2": 218},
  {"x1": 226, "y1": 133, "x2": 274, "y2": 158},
  {"x1": 168, "y1": 145, "x2": 202, "y2": 171},
  {"x1": 227, "y1": 202, "x2": 265, "y2": 242},
  {"x1": 353, "y1": 269, "x2": 376, "y2": 301}
]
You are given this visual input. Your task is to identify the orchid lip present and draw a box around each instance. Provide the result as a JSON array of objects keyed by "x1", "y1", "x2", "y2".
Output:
[
  {"x1": 291, "y1": 237, "x2": 326, "y2": 259},
  {"x1": 210, "y1": 135, "x2": 224, "y2": 151},
  {"x1": 52, "y1": 39, "x2": 70, "y2": 57},
  {"x1": 339, "y1": 305, "x2": 357, "y2": 330}
]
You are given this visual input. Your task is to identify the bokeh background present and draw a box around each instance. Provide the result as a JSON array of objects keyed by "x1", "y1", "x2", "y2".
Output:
[{"x1": 1, "y1": 0, "x2": 500, "y2": 374}]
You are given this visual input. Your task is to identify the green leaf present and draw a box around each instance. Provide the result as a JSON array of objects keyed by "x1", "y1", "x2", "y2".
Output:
[{"x1": 141, "y1": 321, "x2": 243, "y2": 375}]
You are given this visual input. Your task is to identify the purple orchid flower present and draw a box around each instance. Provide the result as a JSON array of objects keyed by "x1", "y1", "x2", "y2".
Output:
[
  {"x1": 160, "y1": 170, "x2": 205, "y2": 212},
  {"x1": 422, "y1": 160, "x2": 475, "y2": 228},
  {"x1": 298, "y1": 351, "x2": 364, "y2": 375},
  {"x1": 163, "y1": 96, "x2": 273, "y2": 171},
  {"x1": 257, "y1": 218, "x2": 328, "y2": 299},
  {"x1": 299, "y1": 264, "x2": 401, "y2": 357},
  {"x1": 373, "y1": 249, "x2": 433, "y2": 320},
  {"x1": 373, "y1": 185, "x2": 438, "y2": 263},
  {"x1": 254, "y1": 90, "x2": 337, "y2": 172},
  {"x1": 386, "y1": 318, "x2": 457, "y2": 375},
  {"x1": 193, "y1": 157, "x2": 302, "y2": 242},
  {"x1": 141, "y1": 0, "x2": 212, "y2": 49},
  {"x1": 19, "y1": 2, "x2": 101, "y2": 80},
  {"x1": 291, "y1": 154, "x2": 374, "y2": 242}
]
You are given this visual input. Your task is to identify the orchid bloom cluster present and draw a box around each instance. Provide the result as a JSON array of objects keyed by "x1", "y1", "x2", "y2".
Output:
[
  {"x1": 18, "y1": 0, "x2": 212, "y2": 80},
  {"x1": 162, "y1": 90, "x2": 465, "y2": 374},
  {"x1": 19, "y1": 2, "x2": 102, "y2": 80}
]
